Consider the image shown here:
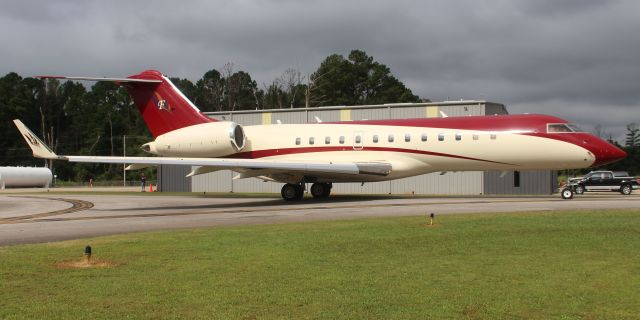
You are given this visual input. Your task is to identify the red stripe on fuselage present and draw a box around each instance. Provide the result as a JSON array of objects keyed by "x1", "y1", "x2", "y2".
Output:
[{"x1": 228, "y1": 146, "x2": 515, "y2": 165}]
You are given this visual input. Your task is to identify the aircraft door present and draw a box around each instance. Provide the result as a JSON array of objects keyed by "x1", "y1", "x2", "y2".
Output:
[{"x1": 353, "y1": 132, "x2": 364, "y2": 151}]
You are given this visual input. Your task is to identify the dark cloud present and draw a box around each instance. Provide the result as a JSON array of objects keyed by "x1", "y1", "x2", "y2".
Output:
[
  {"x1": 1, "y1": 0, "x2": 638, "y2": 141},
  {"x1": 515, "y1": 0, "x2": 616, "y2": 16}
]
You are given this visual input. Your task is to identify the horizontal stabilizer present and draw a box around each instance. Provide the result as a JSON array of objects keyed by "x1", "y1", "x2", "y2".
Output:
[{"x1": 37, "y1": 76, "x2": 161, "y2": 83}]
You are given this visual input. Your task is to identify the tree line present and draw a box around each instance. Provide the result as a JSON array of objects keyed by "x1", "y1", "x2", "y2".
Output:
[{"x1": 0, "y1": 50, "x2": 420, "y2": 182}]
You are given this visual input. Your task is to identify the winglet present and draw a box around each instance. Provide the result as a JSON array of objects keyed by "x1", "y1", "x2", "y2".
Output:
[{"x1": 13, "y1": 119, "x2": 60, "y2": 159}]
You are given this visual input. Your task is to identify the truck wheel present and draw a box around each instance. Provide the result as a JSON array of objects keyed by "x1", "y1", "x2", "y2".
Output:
[
  {"x1": 620, "y1": 184, "x2": 633, "y2": 195},
  {"x1": 561, "y1": 188, "x2": 574, "y2": 200},
  {"x1": 574, "y1": 185, "x2": 585, "y2": 195}
]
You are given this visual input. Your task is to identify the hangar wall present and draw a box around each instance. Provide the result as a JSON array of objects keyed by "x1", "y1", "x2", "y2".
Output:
[
  {"x1": 483, "y1": 170, "x2": 557, "y2": 195},
  {"x1": 157, "y1": 164, "x2": 190, "y2": 192},
  {"x1": 159, "y1": 101, "x2": 555, "y2": 195}
]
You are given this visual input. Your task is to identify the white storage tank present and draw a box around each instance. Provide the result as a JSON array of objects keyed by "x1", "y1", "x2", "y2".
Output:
[{"x1": 0, "y1": 167, "x2": 52, "y2": 189}]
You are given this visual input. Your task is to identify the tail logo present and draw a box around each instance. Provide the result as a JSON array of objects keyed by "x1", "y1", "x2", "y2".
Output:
[
  {"x1": 157, "y1": 99, "x2": 170, "y2": 111},
  {"x1": 152, "y1": 92, "x2": 172, "y2": 112},
  {"x1": 24, "y1": 133, "x2": 39, "y2": 146}
]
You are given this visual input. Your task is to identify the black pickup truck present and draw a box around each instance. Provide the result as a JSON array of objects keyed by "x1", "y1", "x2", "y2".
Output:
[{"x1": 568, "y1": 170, "x2": 639, "y2": 196}]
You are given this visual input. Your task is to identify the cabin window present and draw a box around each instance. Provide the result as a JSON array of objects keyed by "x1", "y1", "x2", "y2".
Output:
[
  {"x1": 339, "y1": 136, "x2": 345, "y2": 144},
  {"x1": 405, "y1": 134, "x2": 411, "y2": 142},
  {"x1": 388, "y1": 134, "x2": 394, "y2": 142},
  {"x1": 490, "y1": 134, "x2": 497, "y2": 140},
  {"x1": 325, "y1": 136, "x2": 331, "y2": 144},
  {"x1": 472, "y1": 134, "x2": 479, "y2": 140},
  {"x1": 455, "y1": 133, "x2": 462, "y2": 141},
  {"x1": 309, "y1": 137, "x2": 315, "y2": 145},
  {"x1": 355, "y1": 135, "x2": 362, "y2": 144},
  {"x1": 373, "y1": 135, "x2": 379, "y2": 143},
  {"x1": 421, "y1": 133, "x2": 428, "y2": 142},
  {"x1": 438, "y1": 133, "x2": 445, "y2": 141},
  {"x1": 295, "y1": 137, "x2": 301, "y2": 145}
]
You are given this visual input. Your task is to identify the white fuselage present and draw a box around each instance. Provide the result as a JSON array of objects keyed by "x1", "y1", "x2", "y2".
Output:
[
  {"x1": 151, "y1": 122, "x2": 595, "y2": 183},
  {"x1": 242, "y1": 124, "x2": 594, "y2": 180}
]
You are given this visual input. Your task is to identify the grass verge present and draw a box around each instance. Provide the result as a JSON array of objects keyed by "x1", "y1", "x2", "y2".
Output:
[{"x1": 1, "y1": 209, "x2": 639, "y2": 319}]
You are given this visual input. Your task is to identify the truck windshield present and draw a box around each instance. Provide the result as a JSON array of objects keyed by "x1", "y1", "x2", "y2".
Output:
[{"x1": 547, "y1": 123, "x2": 584, "y2": 133}]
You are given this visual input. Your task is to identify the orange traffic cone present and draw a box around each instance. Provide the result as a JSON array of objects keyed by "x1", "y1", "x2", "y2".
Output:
[{"x1": 149, "y1": 182, "x2": 154, "y2": 192}]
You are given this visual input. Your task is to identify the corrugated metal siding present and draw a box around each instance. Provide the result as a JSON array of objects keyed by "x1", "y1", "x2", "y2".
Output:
[
  {"x1": 484, "y1": 103, "x2": 507, "y2": 115},
  {"x1": 231, "y1": 177, "x2": 282, "y2": 193},
  {"x1": 191, "y1": 169, "x2": 232, "y2": 192},
  {"x1": 440, "y1": 104, "x2": 485, "y2": 117},
  {"x1": 308, "y1": 109, "x2": 341, "y2": 123},
  {"x1": 391, "y1": 172, "x2": 483, "y2": 195},
  {"x1": 158, "y1": 165, "x2": 191, "y2": 192},
  {"x1": 271, "y1": 111, "x2": 307, "y2": 125},
  {"x1": 389, "y1": 106, "x2": 425, "y2": 119},
  {"x1": 231, "y1": 113, "x2": 262, "y2": 126},
  {"x1": 192, "y1": 172, "x2": 483, "y2": 195},
  {"x1": 331, "y1": 181, "x2": 391, "y2": 195},
  {"x1": 483, "y1": 170, "x2": 557, "y2": 195},
  {"x1": 352, "y1": 107, "x2": 389, "y2": 121}
]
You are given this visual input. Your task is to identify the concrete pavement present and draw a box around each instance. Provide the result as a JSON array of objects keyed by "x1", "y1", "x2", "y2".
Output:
[{"x1": 1, "y1": 191, "x2": 639, "y2": 245}]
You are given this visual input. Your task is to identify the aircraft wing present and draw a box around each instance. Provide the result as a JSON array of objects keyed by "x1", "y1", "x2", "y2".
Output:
[
  {"x1": 64, "y1": 155, "x2": 366, "y2": 175},
  {"x1": 13, "y1": 119, "x2": 392, "y2": 178}
]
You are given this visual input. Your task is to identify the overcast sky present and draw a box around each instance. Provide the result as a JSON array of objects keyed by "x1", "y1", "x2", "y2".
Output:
[{"x1": 1, "y1": 0, "x2": 638, "y2": 141}]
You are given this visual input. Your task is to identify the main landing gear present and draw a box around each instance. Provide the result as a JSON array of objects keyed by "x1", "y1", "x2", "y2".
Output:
[
  {"x1": 310, "y1": 183, "x2": 332, "y2": 198},
  {"x1": 280, "y1": 183, "x2": 333, "y2": 201},
  {"x1": 281, "y1": 183, "x2": 304, "y2": 201}
]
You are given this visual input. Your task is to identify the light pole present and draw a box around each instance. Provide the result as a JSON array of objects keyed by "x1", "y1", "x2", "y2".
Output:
[{"x1": 123, "y1": 135, "x2": 126, "y2": 187}]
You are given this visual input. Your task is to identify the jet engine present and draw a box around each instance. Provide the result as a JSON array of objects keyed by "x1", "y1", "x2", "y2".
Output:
[{"x1": 142, "y1": 121, "x2": 246, "y2": 157}]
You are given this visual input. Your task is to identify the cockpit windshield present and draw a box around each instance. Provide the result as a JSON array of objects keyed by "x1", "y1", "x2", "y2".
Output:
[{"x1": 547, "y1": 123, "x2": 584, "y2": 133}]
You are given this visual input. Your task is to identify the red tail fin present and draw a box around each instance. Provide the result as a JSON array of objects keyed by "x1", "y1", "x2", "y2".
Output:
[{"x1": 124, "y1": 70, "x2": 213, "y2": 137}]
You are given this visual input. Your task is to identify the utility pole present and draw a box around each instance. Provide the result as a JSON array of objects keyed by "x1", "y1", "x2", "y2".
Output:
[{"x1": 123, "y1": 135, "x2": 126, "y2": 187}]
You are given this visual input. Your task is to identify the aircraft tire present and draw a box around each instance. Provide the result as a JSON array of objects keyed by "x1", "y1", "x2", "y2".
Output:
[
  {"x1": 322, "y1": 183, "x2": 332, "y2": 197},
  {"x1": 310, "y1": 183, "x2": 331, "y2": 198},
  {"x1": 282, "y1": 183, "x2": 304, "y2": 201}
]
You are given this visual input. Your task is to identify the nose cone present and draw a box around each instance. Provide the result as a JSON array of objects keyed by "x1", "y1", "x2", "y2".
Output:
[{"x1": 590, "y1": 140, "x2": 627, "y2": 167}]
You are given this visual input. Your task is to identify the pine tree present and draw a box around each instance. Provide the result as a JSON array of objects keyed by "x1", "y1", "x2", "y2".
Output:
[{"x1": 624, "y1": 123, "x2": 640, "y2": 147}]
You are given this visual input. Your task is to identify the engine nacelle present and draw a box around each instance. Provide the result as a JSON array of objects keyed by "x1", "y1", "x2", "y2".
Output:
[{"x1": 142, "y1": 122, "x2": 246, "y2": 157}]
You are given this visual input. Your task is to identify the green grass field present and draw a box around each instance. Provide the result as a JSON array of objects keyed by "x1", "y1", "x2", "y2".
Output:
[{"x1": 1, "y1": 209, "x2": 639, "y2": 319}]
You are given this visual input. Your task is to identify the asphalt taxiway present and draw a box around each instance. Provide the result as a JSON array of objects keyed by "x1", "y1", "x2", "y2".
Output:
[{"x1": 1, "y1": 190, "x2": 639, "y2": 245}]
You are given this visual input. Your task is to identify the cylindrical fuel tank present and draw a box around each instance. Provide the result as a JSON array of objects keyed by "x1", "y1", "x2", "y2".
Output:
[{"x1": 0, "y1": 167, "x2": 52, "y2": 189}]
